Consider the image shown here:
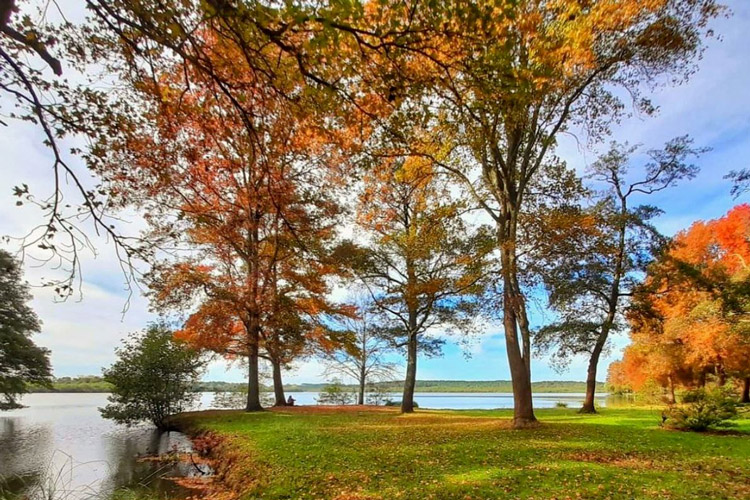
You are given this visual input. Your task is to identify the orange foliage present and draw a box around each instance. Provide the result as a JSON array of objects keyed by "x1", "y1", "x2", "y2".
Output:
[
  {"x1": 617, "y1": 205, "x2": 750, "y2": 392},
  {"x1": 97, "y1": 29, "x2": 357, "y2": 395}
]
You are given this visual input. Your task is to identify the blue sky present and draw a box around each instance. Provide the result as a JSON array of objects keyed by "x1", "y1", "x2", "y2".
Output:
[{"x1": 1, "y1": 2, "x2": 749, "y2": 384}]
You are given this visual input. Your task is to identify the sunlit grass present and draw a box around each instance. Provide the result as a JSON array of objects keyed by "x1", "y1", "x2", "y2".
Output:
[{"x1": 178, "y1": 407, "x2": 750, "y2": 499}]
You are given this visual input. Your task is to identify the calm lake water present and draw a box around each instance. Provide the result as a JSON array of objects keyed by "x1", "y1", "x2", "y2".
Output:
[
  {"x1": 0, "y1": 393, "x2": 205, "y2": 500},
  {"x1": 287, "y1": 391, "x2": 610, "y2": 409},
  {"x1": 0, "y1": 391, "x2": 608, "y2": 499}
]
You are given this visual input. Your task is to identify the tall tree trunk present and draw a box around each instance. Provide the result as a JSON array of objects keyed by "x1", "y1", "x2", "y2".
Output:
[
  {"x1": 741, "y1": 377, "x2": 750, "y2": 403},
  {"x1": 358, "y1": 332, "x2": 367, "y2": 405},
  {"x1": 272, "y1": 358, "x2": 287, "y2": 407},
  {"x1": 245, "y1": 317, "x2": 263, "y2": 412},
  {"x1": 667, "y1": 374, "x2": 676, "y2": 404},
  {"x1": 581, "y1": 323, "x2": 612, "y2": 413},
  {"x1": 503, "y1": 299, "x2": 535, "y2": 427},
  {"x1": 358, "y1": 362, "x2": 366, "y2": 405},
  {"x1": 401, "y1": 331, "x2": 418, "y2": 413},
  {"x1": 580, "y1": 341, "x2": 604, "y2": 413},
  {"x1": 717, "y1": 364, "x2": 727, "y2": 386},
  {"x1": 245, "y1": 206, "x2": 263, "y2": 412},
  {"x1": 581, "y1": 195, "x2": 627, "y2": 414},
  {"x1": 402, "y1": 220, "x2": 419, "y2": 414},
  {"x1": 500, "y1": 237, "x2": 536, "y2": 428}
]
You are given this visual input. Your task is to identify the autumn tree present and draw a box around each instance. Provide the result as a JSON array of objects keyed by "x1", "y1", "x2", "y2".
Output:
[
  {"x1": 618, "y1": 205, "x2": 750, "y2": 402},
  {"x1": 3, "y1": 0, "x2": 388, "y2": 296},
  {"x1": 401, "y1": 0, "x2": 723, "y2": 427},
  {"x1": 610, "y1": 307, "x2": 697, "y2": 402},
  {"x1": 93, "y1": 30, "x2": 350, "y2": 411},
  {"x1": 535, "y1": 137, "x2": 703, "y2": 413},
  {"x1": 323, "y1": 293, "x2": 399, "y2": 405},
  {"x1": 349, "y1": 156, "x2": 491, "y2": 413},
  {"x1": 262, "y1": 251, "x2": 356, "y2": 407}
]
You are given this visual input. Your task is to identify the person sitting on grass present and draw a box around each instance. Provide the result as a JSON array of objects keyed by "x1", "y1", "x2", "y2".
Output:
[{"x1": 287, "y1": 395, "x2": 295, "y2": 406}]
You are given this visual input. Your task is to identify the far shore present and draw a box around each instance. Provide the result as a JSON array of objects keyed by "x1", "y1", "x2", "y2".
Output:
[{"x1": 28, "y1": 378, "x2": 607, "y2": 394}]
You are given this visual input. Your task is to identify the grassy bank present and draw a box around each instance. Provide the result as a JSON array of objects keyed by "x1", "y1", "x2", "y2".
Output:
[{"x1": 176, "y1": 406, "x2": 750, "y2": 500}]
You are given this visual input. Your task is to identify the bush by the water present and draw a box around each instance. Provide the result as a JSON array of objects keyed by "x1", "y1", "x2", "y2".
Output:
[
  {"x1": 100, "y1": 324, "x2": 206, "y2": 429},
  {"x1": 365, "y1": 382, "x2": 390, "y2": 405},
  {"x1": 316, "y1": 380, "x2": 355, "y2": 405},
  {"x1": 384, "y1": 400, "x2": 418, "y2": 408},
  {"x1": 212, "y1": 390, "x2": 274, "y2": 409},
  {"x1": 664, "y1": 388, "x2": 739, "y2": 432}
]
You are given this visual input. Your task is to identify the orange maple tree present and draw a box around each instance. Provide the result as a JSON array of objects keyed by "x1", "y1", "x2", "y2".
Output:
[
  {"x1": 95, "y1": 32, "x2": 354, "y2": 411},
  {"x1": 612, "y1": 205, "x2": 750, "y2": 402}
]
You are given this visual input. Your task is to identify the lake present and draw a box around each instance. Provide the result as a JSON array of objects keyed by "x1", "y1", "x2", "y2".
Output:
[
  {"x1": 0, "y1": 391, "x2": 609, "y2": 499},
  {"x1": 286, "y1": 391, "x2": 610, "y2": 408}
]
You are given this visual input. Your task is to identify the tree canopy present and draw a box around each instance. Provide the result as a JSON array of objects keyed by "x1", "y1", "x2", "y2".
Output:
[
  {"x1": 0, "y1": 249, "x2": 51, "y2": 410},
  {"x1": 0, "y1": 0, "x2": 729, "y2": 427}
]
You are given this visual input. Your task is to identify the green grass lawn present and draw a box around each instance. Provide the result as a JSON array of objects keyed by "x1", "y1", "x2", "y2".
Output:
[{"x1": 176, "y1": 406, "x2": 750, "y2": 500}]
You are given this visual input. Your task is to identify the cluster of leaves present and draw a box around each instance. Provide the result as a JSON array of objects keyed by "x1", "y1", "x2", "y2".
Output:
[{"x1": 664, "y1": 388, "x2": 739, "y2": 432}]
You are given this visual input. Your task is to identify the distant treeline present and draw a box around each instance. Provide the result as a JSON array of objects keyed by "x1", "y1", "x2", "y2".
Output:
[
  {"x1": 29, "y1": 376, "x2": 113, "y2": 392},
  {"x1": 29, "y1": 377, "x2": 251, "y2": 393},
  {"x1": 29, "y1": 376, "x2": 604, "y2": 394}
]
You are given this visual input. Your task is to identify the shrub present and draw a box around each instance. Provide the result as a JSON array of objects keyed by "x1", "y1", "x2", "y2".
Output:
[
  {"x1": 316, "y1": 380, "x2": 355, "y2": 405},
  {"x1": 555, "y1": 401, "x2": 568, "y2": 408},
  {"x1": 384, "y1": 400, "x2": 419, "y2": 408},
  {"x1": 212, "y1": 390, "x2": 274, "y2": 409},
  {"x1": 636, "y1": 379, "x2": 673, "y2": 405},
  {"x1": 664, "y1": 388, "x2": 739, "y2": 432},
  {"x1": 100, "y1": 324, "x2": 206, "y2": 429},
  {"x1": 365, "y1": 382, "x2": 390, "y2": 406}
]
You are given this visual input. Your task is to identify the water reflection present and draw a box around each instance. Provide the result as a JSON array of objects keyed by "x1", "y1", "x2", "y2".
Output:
[
  {"x1": 0, "y1": 394, "x2": 195, "y2": 499},
  {"x1": 100, "y1": 428, "x2": 195, "y2": 498},
  {"x1": 0, "y1": 417, "x2": 54, "y2": 481}
]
